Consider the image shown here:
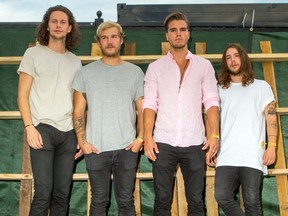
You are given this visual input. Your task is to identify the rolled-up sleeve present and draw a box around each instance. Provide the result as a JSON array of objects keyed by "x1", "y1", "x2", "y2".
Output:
[
  {"x1": 201, "y1": 62, "x2": 220, "y2": 111},
  {"x1": 143, "y1": 64, "x2": 159, "y2": 112}
]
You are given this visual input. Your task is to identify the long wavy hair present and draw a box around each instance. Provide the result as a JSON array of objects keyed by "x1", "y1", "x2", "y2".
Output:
[
  {"x1": 218, "y1": 44, "x2": 254, "y2": 89},
  {"x1": 36, "y1": 5, "x2": 80, "y2": 51}
]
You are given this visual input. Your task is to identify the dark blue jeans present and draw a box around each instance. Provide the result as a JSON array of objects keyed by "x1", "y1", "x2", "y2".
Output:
[
  {"x1": 215, "y1": 166, "x2": 263, "y2": 216},
  {"x1": 29, "y1": 123, "x2": 77, "y2": 216},
  {"x1": 152, "y1": 143, "x2": 205, "y2": 216},
  {"x1": 84, "y1": 149, "x2": 139, "y2": 216}
]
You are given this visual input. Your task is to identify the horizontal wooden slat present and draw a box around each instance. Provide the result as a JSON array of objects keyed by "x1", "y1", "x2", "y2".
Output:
[
  {"x1": 0, "y1": 111, "x2": 21, "y2": 119},
  {"x1": 1, "y1": 107, "x2": 288, "y2": 120},
  {"x1": 1, "y1": 53, "x2": 288, "y2": 65},
  {"x1": 1, "y1": 169, "x2": 287, "y2": 181}
]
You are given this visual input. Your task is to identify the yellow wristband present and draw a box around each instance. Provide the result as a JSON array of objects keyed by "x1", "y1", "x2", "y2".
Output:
[
  {"x1": 268, "y1": 142, "x2": 277, "y2": 147},
  {"x1": 209, "y1": 133, "x2": 219, "y2": 140},
  {"x1": 136, "y1": 137, "x2": 144, "y2": 145}
]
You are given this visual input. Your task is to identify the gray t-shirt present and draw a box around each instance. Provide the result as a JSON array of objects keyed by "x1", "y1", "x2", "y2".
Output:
[
  {"x1": 72, "y1": 60, "x2": 144, "y2": 152},
  {"x1": 18, "y1": 45, "x2": 82, "y2": 131}
]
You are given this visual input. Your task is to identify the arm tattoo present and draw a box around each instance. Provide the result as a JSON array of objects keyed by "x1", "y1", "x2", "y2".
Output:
[
  {"x1": 74, "y1": 116, "x2": 87, "y2": 145},
  {"x1": 74, "y1": 116, "x2": 85, "y2": 133},
  {"x1": 267, "y1": 101, "x2": 277, "y2": 115},
  {"x1": 270, "y1": 121, "x2": 278, "y2": 130}
]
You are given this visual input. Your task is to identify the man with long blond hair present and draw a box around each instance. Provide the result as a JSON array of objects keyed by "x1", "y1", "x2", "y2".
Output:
[
  {"x1": 72, "y1": 21, "x2": 144, "y2": 215},
  {"x1": 17, "y1": 5, "x2": 81, "y2": 216},
  {"x1": 214, "y1": 44, "x2": 277, "y2": 216}
]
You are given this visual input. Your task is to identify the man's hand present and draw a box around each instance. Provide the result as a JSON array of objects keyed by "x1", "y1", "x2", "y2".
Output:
[
  {"x1": 144, "y1": 138, "x2": 159, "y2": 162},
  {"x1": 202, "y1": 138, "x2": 219, "y2": 167},
  {"x1": 26, "y1": 126, "x2": 43, "y2": 149},
  {"x1": 125, "y1": 138, "x2": 143, "y2": 152},
  {"x1": 80, "y1": 141, "x2": 100, "y2": 155},
  {"x1": 263, "y1": 146, "x2": 276, "y2": 166}
]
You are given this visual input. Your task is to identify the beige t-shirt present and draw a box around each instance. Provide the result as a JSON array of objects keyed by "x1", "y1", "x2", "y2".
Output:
[{"x1": 18, "y1": 45, "x2": 82, "y2": 131}]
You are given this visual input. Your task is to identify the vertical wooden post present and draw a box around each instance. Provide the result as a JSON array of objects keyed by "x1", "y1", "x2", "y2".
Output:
[
  {"x1": 260, "y1": 41, "x2": 288, "y2": 216},
  {"x1": 91, "y1": 43, "x2": 102, "y2": 56},
  {"x1": 18, "y1": 41, "x2": 38, "y2": 216},
  {"x1": 161, "y1": 42, "x2": 170, "y2": 55},
  {"x1": 87, "y1": 180, "x2": 91, "y2": 216},
  {"x1": 195, "y1": 42, "x2": 219, "y2": 216},
  {"x1": 18, "y1": 129, "x2": 32, "y2": 216},
  {"x1": 124, "y1": 42, "x2": 136, "y2": 55}
]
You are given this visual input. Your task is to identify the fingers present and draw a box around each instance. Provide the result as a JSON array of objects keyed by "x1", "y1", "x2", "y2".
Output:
[
  {"x1": 201, "y1": 142, "x2": 209, "y2": 150},
  {"x1": 75, "y1": 149, "x2": 83, "y2": 160},
  {"x1": 206, "y1": 155, "x2": 216, "y2": 167},
  {"x1": 145, "y1": 149, "x2": 157, "y2": 161},
  {"x1": 28, "y1": 137, "x2": 43, "y2": 149}
]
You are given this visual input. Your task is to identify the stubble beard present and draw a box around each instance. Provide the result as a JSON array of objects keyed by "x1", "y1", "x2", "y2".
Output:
[{"x1": 101, "y1": 46, "x2": 121, "y2": 57}]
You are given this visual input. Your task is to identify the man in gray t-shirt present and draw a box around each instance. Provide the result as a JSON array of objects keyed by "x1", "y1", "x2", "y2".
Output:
[{"x1": 72, "y1": 21, "x2": 144, "y2": 215}]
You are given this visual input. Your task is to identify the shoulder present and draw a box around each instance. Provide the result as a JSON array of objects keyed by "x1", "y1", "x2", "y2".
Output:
[
  {"x1": 123, "y1": 61, "x2": 144, "y2": 75},
  {"x1": 252, "y1": 79, "x2": 272, "y2": 89},
  {"x1": 66, "y1": 51, "x2": 80, "y2": 61},
  {"x1": 82, "y1": 60, "x2": 101, "y2": 70},
  {"x1": 23, "y1": 45, "x2": 45, "y2": 55},
  {"x1": 189, "y1": 52, "x2": 211, "y2": 65}
]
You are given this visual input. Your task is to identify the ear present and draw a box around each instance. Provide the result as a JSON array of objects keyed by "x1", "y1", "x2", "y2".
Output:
[{"x1": 67, "y1": 25, "x2": 72, "y2": 33}]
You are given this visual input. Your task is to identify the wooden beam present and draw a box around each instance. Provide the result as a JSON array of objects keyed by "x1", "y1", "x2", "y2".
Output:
[
  {"x1": 2, "y1": 107, "x2": 288, "y2": 120},
  {"x1": 2, "y1": 53, "x2": 288, "y2": 65},
  {"x1": 3, "y1": 169, "x2": 288, "y2": 181},
  {"x1": 260, "y1": 41, "x2": 288, "y2": 216},
  {"x1": 124, "y1": 42, "x2": 136, "y2": 55}
]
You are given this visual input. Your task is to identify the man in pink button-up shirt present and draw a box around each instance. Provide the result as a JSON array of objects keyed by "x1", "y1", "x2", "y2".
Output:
[{"x1": 143, "y1": 12, "x2": 220, "y2": 215}]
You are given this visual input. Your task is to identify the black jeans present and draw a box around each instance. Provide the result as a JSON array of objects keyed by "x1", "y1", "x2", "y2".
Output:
[
  {"x1": 29, "y1": 123, "x2": 77, "y2": 216},
  {"x1": 152, "y1": 143, "x2": 206, "y2": 216},
  {"x1": 84, "y1": 149, "x2": 139, "y2": 216},
  {"x1": 215, "y1": 166, "x2": 263, "y2": 216}
]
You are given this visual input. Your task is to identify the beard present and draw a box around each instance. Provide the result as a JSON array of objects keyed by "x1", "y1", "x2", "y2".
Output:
[
  {"x1": 229, "y1": 69, "x2": 243, "y2": 76},
  {"x1": 101, "y1": 45, "x2": 121, "y2": 57}
]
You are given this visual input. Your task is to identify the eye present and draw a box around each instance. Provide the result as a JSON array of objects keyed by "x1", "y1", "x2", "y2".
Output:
[
  {"x1": 180, "y1": 28, "x2": 188, "y2": 32},
  {"x1": 100, "y1": 36, "x2": 108, "y2": 40},
  {"x1": 226, "y1": 56, "x2": 231, "y2": 61},
  {"x1": 111, "y1": 35, "x2": 119, "y2": 39}
]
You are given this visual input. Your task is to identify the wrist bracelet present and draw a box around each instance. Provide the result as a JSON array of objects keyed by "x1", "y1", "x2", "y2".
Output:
[
  {"x1": 136, "y1": 137, "x2": 145, "y2": 145},
  {"x1": 209, "y1": 133, "x2": 219, "y2": 140},
  {"x1": 268, "y1": 142, "x2": 277, "y2": 147},
  {"x1": 25, "y1": 123, "x2": 34, "y2": 128}
]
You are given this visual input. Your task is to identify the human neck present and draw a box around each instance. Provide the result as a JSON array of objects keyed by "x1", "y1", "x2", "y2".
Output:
[
  {"x1": 48, "y1": 39, "x2": 66, "y2": 54},
  {"x1": 230, "y1": 74, "x2": 243, "y2": 83},
  {"x1": 101, "y1": 55, "x2": 123, "y2": 66},
  {"x1": 170, "y1": 47, "x2": 188, "y2": 63}
]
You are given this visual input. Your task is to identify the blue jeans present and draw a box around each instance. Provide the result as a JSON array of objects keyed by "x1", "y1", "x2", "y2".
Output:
[
  {"x1": 29, "y1": 123, "x2": 77, "y2": 216},
  {"x1": 84, "y1": 149, "x2": 139, "y2": 216},
  {"x1": 215, "y1": 166, "x2": 263, "y2": 216},
  {"x1": 152, "y1": 143, "x2": 206, "y2": 216}
]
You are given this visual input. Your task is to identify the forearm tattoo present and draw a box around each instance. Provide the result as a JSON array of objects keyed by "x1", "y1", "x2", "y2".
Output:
[
  {"x1": 74, "y1": 116, "x2": 86, "y2": 145},
  {"x1": 267, "y1": 101, "x2": 278, "y2": 130}
]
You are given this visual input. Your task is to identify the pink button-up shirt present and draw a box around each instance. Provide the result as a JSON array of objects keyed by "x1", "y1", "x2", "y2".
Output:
[{"x1": 143, "y1": 51, "x2": 219, "y2": 147}]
